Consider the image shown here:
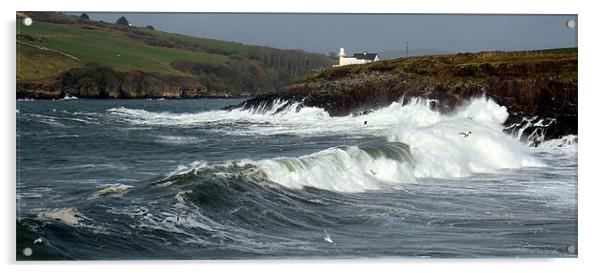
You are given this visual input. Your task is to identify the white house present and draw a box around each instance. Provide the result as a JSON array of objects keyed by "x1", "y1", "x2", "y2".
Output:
[{"x1": 334, "y1": 48, "x2": 380, "y2": 67}]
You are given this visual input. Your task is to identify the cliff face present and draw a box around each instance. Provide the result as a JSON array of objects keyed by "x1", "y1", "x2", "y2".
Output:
[
  {"x1": 232, "y1": 49, "x2": 577, "y2": 141},
  {"x1": 17, "y1": 65, "x2": 238, "y2": 99}
]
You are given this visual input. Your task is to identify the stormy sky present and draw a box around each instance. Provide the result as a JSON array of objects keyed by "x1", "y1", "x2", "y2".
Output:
[{"x1": 68, "y1": 13, "x2": 577, "y2": 55}]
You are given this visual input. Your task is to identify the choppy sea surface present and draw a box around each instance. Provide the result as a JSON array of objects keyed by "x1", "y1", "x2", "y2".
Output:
[{"x1": 16, "y1": 97, "x2": 577, "y2": 260}]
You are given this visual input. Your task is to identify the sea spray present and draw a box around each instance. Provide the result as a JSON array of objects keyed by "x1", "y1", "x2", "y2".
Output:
[
  {"x1": 146, "y1": 96, "x2": 546, "y2": 192},
  {"x1": 389, "y1": 96, "x2": 544, "y2": 178}
]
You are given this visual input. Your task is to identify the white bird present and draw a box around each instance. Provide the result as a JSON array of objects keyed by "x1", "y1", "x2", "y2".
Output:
[
  {"x1": 323, "y1": 229, "x2": 335, "y2": 244},
  {"x1": 33, "y1": 237, "x2": 43, "y2": 244}
]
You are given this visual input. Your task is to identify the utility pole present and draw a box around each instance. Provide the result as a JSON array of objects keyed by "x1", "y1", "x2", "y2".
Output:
[{"x1": 405, "y1": 41, "x2": 410, "y2": 58}]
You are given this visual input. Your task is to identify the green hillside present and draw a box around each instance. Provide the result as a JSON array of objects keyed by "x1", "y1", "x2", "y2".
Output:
[{"x1": 17, "y1": 12, "x2": 334, "y2": 97}]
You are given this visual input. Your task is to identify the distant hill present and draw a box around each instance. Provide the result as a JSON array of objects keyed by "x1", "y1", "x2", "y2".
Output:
[
  {"x1": 16, "y1": 12, "x2": 335, "y2": 99},
  {"x1": 378, "y1": 49, "x2": 454, "y2": 60}
]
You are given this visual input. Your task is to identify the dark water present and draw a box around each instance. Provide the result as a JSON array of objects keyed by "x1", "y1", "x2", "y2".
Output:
[{"x1": 16, "y1": 98, "x2": 577, "y2": 260}]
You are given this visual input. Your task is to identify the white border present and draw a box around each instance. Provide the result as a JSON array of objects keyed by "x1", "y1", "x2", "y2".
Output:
[
  {"x1": 4, "y1": 0, "x2": 583, "y2": 13},
  {"x1": 2, "y1": 0, "x2": 600, "y2": 272}
]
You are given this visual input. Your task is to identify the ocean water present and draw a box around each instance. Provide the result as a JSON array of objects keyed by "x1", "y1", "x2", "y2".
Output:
[{"x1": 16, "y1": 97, "x2": 577, "y2": 260}]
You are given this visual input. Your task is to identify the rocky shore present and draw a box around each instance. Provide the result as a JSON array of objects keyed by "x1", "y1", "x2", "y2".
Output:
[
  {"x1": 16, "y1": 65, "x2": 250, "y2": 99},
  {"x1": 228, "y1": 49, "x2": 577, "y2": 141}
]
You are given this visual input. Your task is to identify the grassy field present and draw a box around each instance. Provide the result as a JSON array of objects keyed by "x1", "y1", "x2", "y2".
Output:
[
  {"x1": 17, "y1": 42, "x2": 81, "y2": 81},
  {"x1": 147, "y1": 29, "x2": 251, "y2": 54},
  {"x1": 17, "y1": 20, "x2": 229, "y2": 79}
]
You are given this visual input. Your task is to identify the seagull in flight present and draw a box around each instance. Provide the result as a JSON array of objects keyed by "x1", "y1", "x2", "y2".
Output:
[
  {"x1": 323, "y1": 229, "x2": 335, "y2": 244},
  {"x1": 459, "y1": 131, "x2": 472, "y2": 138},
  {"x1": 323, "y1": 229, "x2": 342, "y2": 250}
]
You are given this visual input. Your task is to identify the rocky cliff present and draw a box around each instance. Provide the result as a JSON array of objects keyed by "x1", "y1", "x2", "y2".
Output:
[
  {"x1": 17, "y1": 65, "x2": 239, "y2": 99},
  {"x1": 229, "y1": 49, "x2": 577, "y2": 141}
]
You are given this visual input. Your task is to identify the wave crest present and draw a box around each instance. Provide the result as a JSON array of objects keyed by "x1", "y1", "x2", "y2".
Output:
[{"x1": 146, "y1": 96, "x2": 547, "y2": 193}]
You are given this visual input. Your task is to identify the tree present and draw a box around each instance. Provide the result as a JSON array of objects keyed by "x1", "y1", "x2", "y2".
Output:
[
  {"x1": 116, "y1": 16, "x2": 129, "y2": 26},
  {"x1": 80, "y1": 13, "x2": 89, "y2": 20},
  {"x1": 145, "y1": 25, "x2": 155, "y2": 30}
]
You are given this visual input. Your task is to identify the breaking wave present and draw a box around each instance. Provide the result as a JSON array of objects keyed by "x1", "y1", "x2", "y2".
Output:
[
  {"x1": 108, "y1": 96, "x2": 548, "y2": 193},
  {"x1": 105, "y1": 98, "x2": 437, "y2": 136},
  {"x1": 255, "y1": 142, "x2": 416, "y2": 192},
  {"x1": 387, "y1": 97, "x2": 544, "y2": 178},
  {"x1": 106, "y1": 99, "x2": 331, "y2": 133}
]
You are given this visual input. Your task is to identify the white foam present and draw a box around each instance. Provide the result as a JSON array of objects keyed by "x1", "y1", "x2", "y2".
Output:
[
  {"x1": 36, "y1": 208, "x2": 87, "y2": 226},
  {"x1": 539, "y1": 134, "x2": 578, "y2": 149},
  {"x1": 250, "y1": 97, "x2": 544, "y2": 192},
  {"x1": 106, "y1": 98, "x2": 395, "y2": 136},
  {"x1": 153, "y1": 161, "x2": 210, "y2": 188},
  {"x1": 167, "y1": 161, "x2": 209, "y2": 177},
  {"x1": 92, "y1": 183, "x2": 132, "y2": 198},
  {"x1": 505, "y1": 116, "x2": 557, "y2": 145},
  {"x1": 388, "y1": 97, "x2": 544, "y2": 178},
  {"x1": 106, "y1": 99, "x2": 326, "y2": 129},
  {"x1": 537, "y1": 134, "x2": 578, "y2": 158},
  {"x1": 255, "y1": 145, "x2": 416, "y2": 192},
  {"x1": 155, "y1": 135, "x2": 206, "y2": 145},
  {"x1": 61, "y1": 94, "x2": 78, "y2": 100},
  {"x1": 154, "y1": 96, "x2": 550, "y2": 193}
]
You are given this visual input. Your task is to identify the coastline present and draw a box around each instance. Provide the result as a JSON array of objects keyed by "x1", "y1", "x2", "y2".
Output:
[
  {"x1": 231, "y1": 49, "x2": 577, "y2": 141},
  {"x1": 18, "y1": 48, "x2": 578, "y2": 142}
]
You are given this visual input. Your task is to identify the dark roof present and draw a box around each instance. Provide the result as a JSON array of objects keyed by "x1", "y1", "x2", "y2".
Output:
[{"x1": 352, "y1": 52, "x2": 379, "y2": 60}]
